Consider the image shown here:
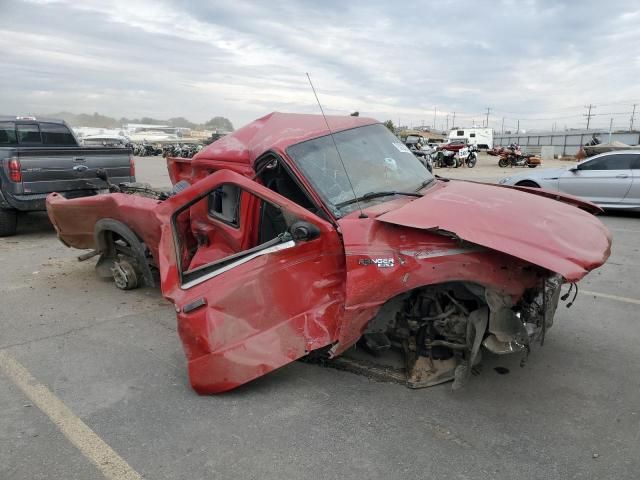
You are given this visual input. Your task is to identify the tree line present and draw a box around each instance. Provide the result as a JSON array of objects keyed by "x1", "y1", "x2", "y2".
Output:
[{"x1": 40, "y1": 111, "x2": 234, "y2": 131}]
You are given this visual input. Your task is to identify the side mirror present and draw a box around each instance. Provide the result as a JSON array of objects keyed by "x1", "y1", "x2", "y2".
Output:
[
  {"x1": 290, "y1": 221, "x2": 320, "y2": 242},
  {"x1": 569, "y1": 166, "x2": 579, "y2": 173}
]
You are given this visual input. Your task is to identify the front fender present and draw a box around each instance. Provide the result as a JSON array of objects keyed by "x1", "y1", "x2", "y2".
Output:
[{"x1": 333, "y1": 217, "x2": 544, "y2": 354}]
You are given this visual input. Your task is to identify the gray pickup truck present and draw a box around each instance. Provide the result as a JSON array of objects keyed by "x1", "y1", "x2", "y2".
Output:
[{"x1": 0, "y1": 116, "x2": 135, "y2": 236}]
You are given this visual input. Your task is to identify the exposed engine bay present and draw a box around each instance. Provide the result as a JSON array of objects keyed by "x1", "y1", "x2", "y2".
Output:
[{"x1": 359, "y1": 278, "x2": 563, "y2": 389}]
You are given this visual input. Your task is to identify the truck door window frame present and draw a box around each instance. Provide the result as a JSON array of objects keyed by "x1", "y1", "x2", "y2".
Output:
[
  {"x1": 40, "y1": 122, "x2": 77, "y2": 146},
  {"x1": 16, "y1": 123, "x2": 42, "y2": 145},
  {"x1": 255, "y1": 152, "x2": 329, "y2": 222},
  {"x1": 207, "y1": 183, "x2": 241, "y2": 227},
  {"x1": 0, "y1": 122, "x2": 18, "y2": 146},
  {"x1": 172, "y1": 183, "x2": 295, "y2": 289}
]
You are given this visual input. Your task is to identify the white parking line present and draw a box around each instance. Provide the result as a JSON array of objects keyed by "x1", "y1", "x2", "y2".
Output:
[
  {"x1": 581, "y1": 290, "x2": 640, "y2": 306},
  {"x1": 0, "y1": 350, "x2": 142, "y2": 480}
]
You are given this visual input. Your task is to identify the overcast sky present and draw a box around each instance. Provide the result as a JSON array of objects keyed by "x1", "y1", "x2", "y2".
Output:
[{"x1": 1, "y1": 0, "x2": 639, "y2": 131}]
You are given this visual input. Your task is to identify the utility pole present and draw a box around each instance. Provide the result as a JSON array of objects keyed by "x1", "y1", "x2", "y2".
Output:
[
  {"x1": 452, "y1": 112, "x2": 456, "y2": 128},
  {"x1": 501, "y1": 117, "x2": 505, "y2": 135},
  {"x1": 433, "y1": 107, "x2": 437, "y2": 130},
  {"x1": 516, "y1": 119, "x2": 520, "y2": 134},
  {"x1": 485, "y1": 107, "x2": 492, "y2": 128},
  {"x1": 630, "y1": 104, "x2": 637, "y2": 131},
  {"x1": 584, "y1": 104, "x2": 596, "y2": 130},
  {"x1": 608, "y1": 118, "x2": 613, "y2": 143},
  {"x1": 446, "y1": 114, "x2": 449, "y2": 131}
]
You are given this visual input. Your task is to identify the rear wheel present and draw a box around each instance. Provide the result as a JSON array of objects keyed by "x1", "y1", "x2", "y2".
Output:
[
  {"x1": 516, "y1": 180, "x2": 540, "y2": 188},
  {"x1": 111, "y1": 257, "x2": 140, "y2": 290},
  {"x1": 0, "y1": 209, "x2": 17, "y2": 237},
  {"x1": 527, "y1": 164, "x2": 538, "y2": 168},
  {"x1": 98, "y1": 230, "x2": 146, "y2": 290},
  {"x1": 498, "y1": 158, "x2": 509, "y2": 168}
]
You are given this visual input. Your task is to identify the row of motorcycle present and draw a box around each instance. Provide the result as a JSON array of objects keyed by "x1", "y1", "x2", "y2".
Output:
[
  {"x1": 409, "y1": 143, "x2": 478, "y2": 172},
  {"x1": 162, "y1": 144, "x2": 204, "y2": 158},
  {"x1": 130, "y1": 143, "x2": 204, "y2": 158}
]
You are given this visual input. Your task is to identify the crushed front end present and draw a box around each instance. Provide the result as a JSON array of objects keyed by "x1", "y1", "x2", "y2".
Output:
[{"x1": 360, "y1": 276, "x2": 564, "y2": 390}]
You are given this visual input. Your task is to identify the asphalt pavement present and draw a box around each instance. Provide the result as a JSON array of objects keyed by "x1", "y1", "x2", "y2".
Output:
[{"x1": 1, "y1": 155, "x2": 639, "y2": 479}]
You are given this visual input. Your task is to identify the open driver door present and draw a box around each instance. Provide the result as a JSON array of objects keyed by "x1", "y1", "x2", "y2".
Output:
[{"x1": 154, "y1": 170, "x2": 345, "y2": 393}]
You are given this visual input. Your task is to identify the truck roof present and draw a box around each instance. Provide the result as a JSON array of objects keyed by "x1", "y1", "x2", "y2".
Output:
[
  {"x1": 193, "y1": 112, "x2": 378, "y2": 167},
  {"x1": 0, "y1": 116, "x2": 68, "y2": 124}
]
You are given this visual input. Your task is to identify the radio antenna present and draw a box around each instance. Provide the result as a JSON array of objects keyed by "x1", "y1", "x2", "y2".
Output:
[{"x1": 305, "y1": 72, "x2": 367, "y2": 218}]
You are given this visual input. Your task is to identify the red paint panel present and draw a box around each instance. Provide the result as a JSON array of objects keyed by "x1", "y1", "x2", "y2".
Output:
[
  {"x1": 46, "y1": 192, "x2": 163, "y2": 256},
  {"x1": 376, "y1": 181, "x2": 611, "y2": 282},
  {"x1": 334, "y1": 216, "x2": 544, "y2": 353},
  {"x1": 155, "y1": 170, "x2": 346, "y2": 394},
  {"x1": 193, "y1": 112, "x2": 377, "y2": 167}
]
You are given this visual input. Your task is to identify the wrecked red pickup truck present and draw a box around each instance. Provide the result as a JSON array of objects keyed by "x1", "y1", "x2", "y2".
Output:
[{"x1": 47, "y1": 113, "x2": 611, "y2": 394}]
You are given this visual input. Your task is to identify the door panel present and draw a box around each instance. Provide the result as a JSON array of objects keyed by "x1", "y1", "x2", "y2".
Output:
[
  {"x1": 621, "y1": 154, "x2": 640, "y2": 207},
  {"x1": 155, "y1": 170, "x2": 345, "y2": 394},
  {"x1": 559, "y1": 154, "x2": 632, "y2": 205}
]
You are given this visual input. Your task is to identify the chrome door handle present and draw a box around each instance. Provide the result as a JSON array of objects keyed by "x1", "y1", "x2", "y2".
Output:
[{"x1": 616, "y1": 174, "x2": 629, "y2": 178}]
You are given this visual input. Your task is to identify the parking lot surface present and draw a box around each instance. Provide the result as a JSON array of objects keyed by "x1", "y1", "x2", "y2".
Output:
[{"x1": 1, "y1": 155, "x2": 639, "y2": 479}]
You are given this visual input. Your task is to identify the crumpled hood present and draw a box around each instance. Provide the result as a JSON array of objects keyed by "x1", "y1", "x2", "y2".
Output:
[{"x1": 376, "y1": 181, "x2": 611, "y2": 281}]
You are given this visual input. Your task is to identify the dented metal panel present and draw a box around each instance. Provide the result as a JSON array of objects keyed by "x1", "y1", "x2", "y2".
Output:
[{"x1": 376, "y1": 181, "x2": 611, "y2": 282}]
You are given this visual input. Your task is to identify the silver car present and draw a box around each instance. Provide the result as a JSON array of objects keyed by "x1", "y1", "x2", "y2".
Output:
[{"x1": 498, "y1": 150, "x2": 640, "y2": 211}]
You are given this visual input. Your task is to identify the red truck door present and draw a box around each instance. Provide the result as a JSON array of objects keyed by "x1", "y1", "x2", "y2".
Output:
[{"x1": 154, "y1": 170, "x2": 345, "y2": 394}]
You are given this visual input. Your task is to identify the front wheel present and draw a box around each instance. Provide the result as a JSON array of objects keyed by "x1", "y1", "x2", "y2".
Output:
[
  {"x1": 466, "y1": 154, "x2": 477, "y2": 168},
  {"x1": 516, "y1": 180, "x2": 540, "y2": 188},
  {"x1": 0, "y1": 208, "x2": 17, "y2": 237},
  {"x1": 498, "y1": 158, "x2": 509, "y2": 168}
]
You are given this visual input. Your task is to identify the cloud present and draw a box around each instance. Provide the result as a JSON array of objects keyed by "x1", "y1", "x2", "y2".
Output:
[{"x1": 0, "y1": 0, "x2": 638, "y2": 131}]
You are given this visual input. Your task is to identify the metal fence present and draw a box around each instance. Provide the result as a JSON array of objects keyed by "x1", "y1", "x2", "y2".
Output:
[{"x1": 494, "y1": 131, "x2": 640, "y2": 157}]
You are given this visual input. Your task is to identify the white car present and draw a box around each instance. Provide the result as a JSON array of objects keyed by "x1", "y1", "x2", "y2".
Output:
[{"x1": 498, "y1": 150, "x2": 640, "y2": 211}]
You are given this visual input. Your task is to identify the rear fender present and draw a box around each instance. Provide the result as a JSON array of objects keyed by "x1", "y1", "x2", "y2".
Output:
[{"x1": 94, "y1": 218, "x2": 154, "y2": 286}]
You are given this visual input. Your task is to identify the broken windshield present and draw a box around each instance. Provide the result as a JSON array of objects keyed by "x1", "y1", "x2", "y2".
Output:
[{"x1": 286, "y1": 123, "x2": 433, "y2": 216}]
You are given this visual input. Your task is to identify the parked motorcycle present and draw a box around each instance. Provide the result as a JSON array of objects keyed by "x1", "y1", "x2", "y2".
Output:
[
  {"x1": 458, "y1": 144, "x2": 478, "y2": 168},
  {"x1": 498, "y1": 145, "x2": 540, "y2": 168},
  {"x1": 434, "y1": 149, "x2": 460, "y2": 168},
  {"x1": 408, "y1": 142, "x2": 434, "y2": 173}
]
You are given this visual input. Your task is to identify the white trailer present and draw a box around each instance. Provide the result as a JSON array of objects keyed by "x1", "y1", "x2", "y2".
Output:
[{"x1": 448, "y1": 128, "x2": 493, "y2": 149}]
